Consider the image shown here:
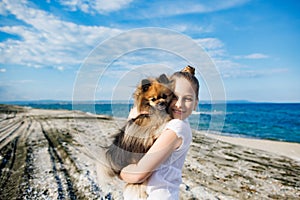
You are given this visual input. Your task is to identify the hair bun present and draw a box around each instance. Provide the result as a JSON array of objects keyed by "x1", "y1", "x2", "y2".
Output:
[{"x1": 181, "y1": 65, "x2": 195, "y2": 76}]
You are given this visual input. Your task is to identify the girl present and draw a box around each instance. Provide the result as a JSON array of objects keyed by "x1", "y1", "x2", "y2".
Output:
[{"x1": 120, "y1": 66, "x2": 199, "y2": 199}]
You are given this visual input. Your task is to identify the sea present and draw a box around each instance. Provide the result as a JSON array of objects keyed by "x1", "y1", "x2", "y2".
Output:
[{"x1": 11, "y1": 102, "x2": 300, "y2": 144}]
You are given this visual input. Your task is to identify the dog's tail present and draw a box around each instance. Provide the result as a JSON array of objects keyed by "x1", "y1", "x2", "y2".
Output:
[{"x1": 95, "y1": 149, "x2": 118, "y2": 190}]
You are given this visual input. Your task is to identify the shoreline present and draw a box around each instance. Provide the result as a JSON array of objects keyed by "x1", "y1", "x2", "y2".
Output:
[{"x1": 207, "y1": 133, "x2": 300, "y2": 163}]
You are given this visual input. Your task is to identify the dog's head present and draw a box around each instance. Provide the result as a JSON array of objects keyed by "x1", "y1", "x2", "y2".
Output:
[{"x1": 134, "y1": 74, "x2": 173, "y2": 113}]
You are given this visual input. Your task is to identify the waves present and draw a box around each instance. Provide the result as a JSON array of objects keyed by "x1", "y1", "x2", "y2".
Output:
[{"x1": 192, "y1": 110, "x2": 225, "y2": 115}]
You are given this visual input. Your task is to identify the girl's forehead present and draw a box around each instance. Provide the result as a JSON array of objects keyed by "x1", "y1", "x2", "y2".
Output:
[{"x1": 174, "y1": 78, "x2": 195, "y2": 95}]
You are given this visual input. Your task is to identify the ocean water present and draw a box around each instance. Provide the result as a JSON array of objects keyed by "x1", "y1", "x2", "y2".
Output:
[{"x1": 22, "y1": 103, "x2": 300, "y2": 143}]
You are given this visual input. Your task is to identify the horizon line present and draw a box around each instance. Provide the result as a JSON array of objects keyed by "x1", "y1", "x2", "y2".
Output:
[{"x1": 1, "y1": 99, "x2": 300, "y2": 104}]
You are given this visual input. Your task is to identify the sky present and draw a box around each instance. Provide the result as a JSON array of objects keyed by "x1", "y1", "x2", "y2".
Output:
[{"x1": 0, "y1": 0, "x2": 299, "y2": 103}]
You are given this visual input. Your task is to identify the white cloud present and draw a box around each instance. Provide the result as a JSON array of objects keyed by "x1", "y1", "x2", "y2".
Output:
[
  {"x1": 169, "y1": 24, "x2": 214, "y2": 35},
  {"x1": 0, "y1": 0, "x2": 122, "y2": 69},
  {"x1": 135, "y1": 0, "x2": 251, "y2": 18},
  {"x1": 58, "y1": 0, "x2": 249, "y2": 17},
  {"x1": 193, "y1": 38, "x2": 279, "y2": 79},
  {"x1": 235, "y1": 53, "x2": 269, "y2": 59},
  {"x1": 55, "y1": 66, "x2": 65, "y2": 71},
  {"x1": 194, "y1": 38, "x2": 227, "y2": 58},
  {"x1": 0, "y1": 68, "x2": 6, "y2": 73},
  {"x1": 58, "y1": 0, "x2": 134, "y2": 14},
  {"x1": 0, "y1": 0, "x2": 268, "y2": 82},
  {"x1": 222, "y1": 68, "x2": 288, "y2": 79},
  {"x1": 244, "y1": 53, "x2": 269, "y2": 59},
  {"x1": 195, "y1": 38, "x2": 224, "y2": 50}
]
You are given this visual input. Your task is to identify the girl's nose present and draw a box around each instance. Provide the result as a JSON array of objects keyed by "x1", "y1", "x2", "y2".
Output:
[{"x1": 175, "y1": 97, "x2": 183, "y2": 108}]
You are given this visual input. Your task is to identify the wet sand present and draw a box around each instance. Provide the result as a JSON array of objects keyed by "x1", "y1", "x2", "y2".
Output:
[{"x1": 0, "y1": 105, "x2": 299, "y2": 199}]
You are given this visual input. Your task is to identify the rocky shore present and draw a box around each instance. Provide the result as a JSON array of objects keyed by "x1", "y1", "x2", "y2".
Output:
[{"x1": 0, "y1": 105, "x2": 299, "y2": 199}]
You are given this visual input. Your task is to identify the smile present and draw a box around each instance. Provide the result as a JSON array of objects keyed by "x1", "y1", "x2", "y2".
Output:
[{"x1": 172, "y1": 109, "x2": 184, "y2": 114}]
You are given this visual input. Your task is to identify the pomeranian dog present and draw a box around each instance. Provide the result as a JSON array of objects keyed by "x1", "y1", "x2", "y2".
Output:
[{"x1": 102, "y1": 73, "x2": 174, "y2": 199}]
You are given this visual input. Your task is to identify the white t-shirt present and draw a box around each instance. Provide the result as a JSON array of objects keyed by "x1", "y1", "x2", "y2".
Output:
[{"x1": 146, "y1": 119, "x2": 192, "y2": 200}]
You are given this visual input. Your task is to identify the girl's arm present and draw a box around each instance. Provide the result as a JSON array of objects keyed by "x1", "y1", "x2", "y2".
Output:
[{"x1": 120, "y1": 129, "x2": 182, "y2": 183}]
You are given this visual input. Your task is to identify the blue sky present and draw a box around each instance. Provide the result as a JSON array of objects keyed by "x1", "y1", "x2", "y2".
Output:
[{"x1": 0, "y1": 0, "x2": 299, "y2": 102}]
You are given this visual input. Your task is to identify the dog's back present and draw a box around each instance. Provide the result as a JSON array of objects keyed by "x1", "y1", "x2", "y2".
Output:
[
  {"x1": 105, "y1": 74, "x2": 173, "y2": 176},
  {"x1": 100, "y1": 74, "x2": 173, "y2": 199},
  {"x1": 106, "y1": 110, "x2": 171, "y2": 175}
]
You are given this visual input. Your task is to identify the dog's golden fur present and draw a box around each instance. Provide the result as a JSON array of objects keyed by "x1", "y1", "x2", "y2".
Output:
[{"x1": 101, "y1": 74, "x2": 173, "y2": 199}]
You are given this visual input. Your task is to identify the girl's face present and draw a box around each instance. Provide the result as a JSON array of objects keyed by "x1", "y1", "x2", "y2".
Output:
[{"x1": 169, "y1": 77, "x2": 198, "y2": 120}]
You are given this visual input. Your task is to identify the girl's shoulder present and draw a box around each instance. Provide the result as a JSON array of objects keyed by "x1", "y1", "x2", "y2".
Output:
[
  {"x1": 167, "y1": 118, "x2": 189, "y2": 127},
  {"x1": 165, "y1": 119, "x2": 190, "y2": 135},
  {"x1": 165, "y1": 119, "x2": 192, "y2": 150}
]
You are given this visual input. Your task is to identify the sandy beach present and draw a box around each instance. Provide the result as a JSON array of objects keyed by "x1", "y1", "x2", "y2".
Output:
[{"x1": 0, "y1": 105, "x2": 299, "y2": 199}]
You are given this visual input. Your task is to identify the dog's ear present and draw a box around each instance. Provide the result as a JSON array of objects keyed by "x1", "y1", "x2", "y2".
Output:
[
  {"x1": 141, "y1": 79, "x2": 151, "y2": 92},
  {"x1": 157, "y1": 74, "x2": 169, "y2": 84}
]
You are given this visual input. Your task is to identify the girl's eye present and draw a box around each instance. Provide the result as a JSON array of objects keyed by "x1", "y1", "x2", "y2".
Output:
[{"x1": 184, "y1": 97, "x2": 193, "y2": 102}]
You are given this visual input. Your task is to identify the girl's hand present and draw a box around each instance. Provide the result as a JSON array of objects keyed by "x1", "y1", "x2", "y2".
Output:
[
  {"x1": 128, "y1": 106, "x2": 139, "y2": 120},
  {"x1": 128, "y1": 106, "x2": 149, "y2": 120}
]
